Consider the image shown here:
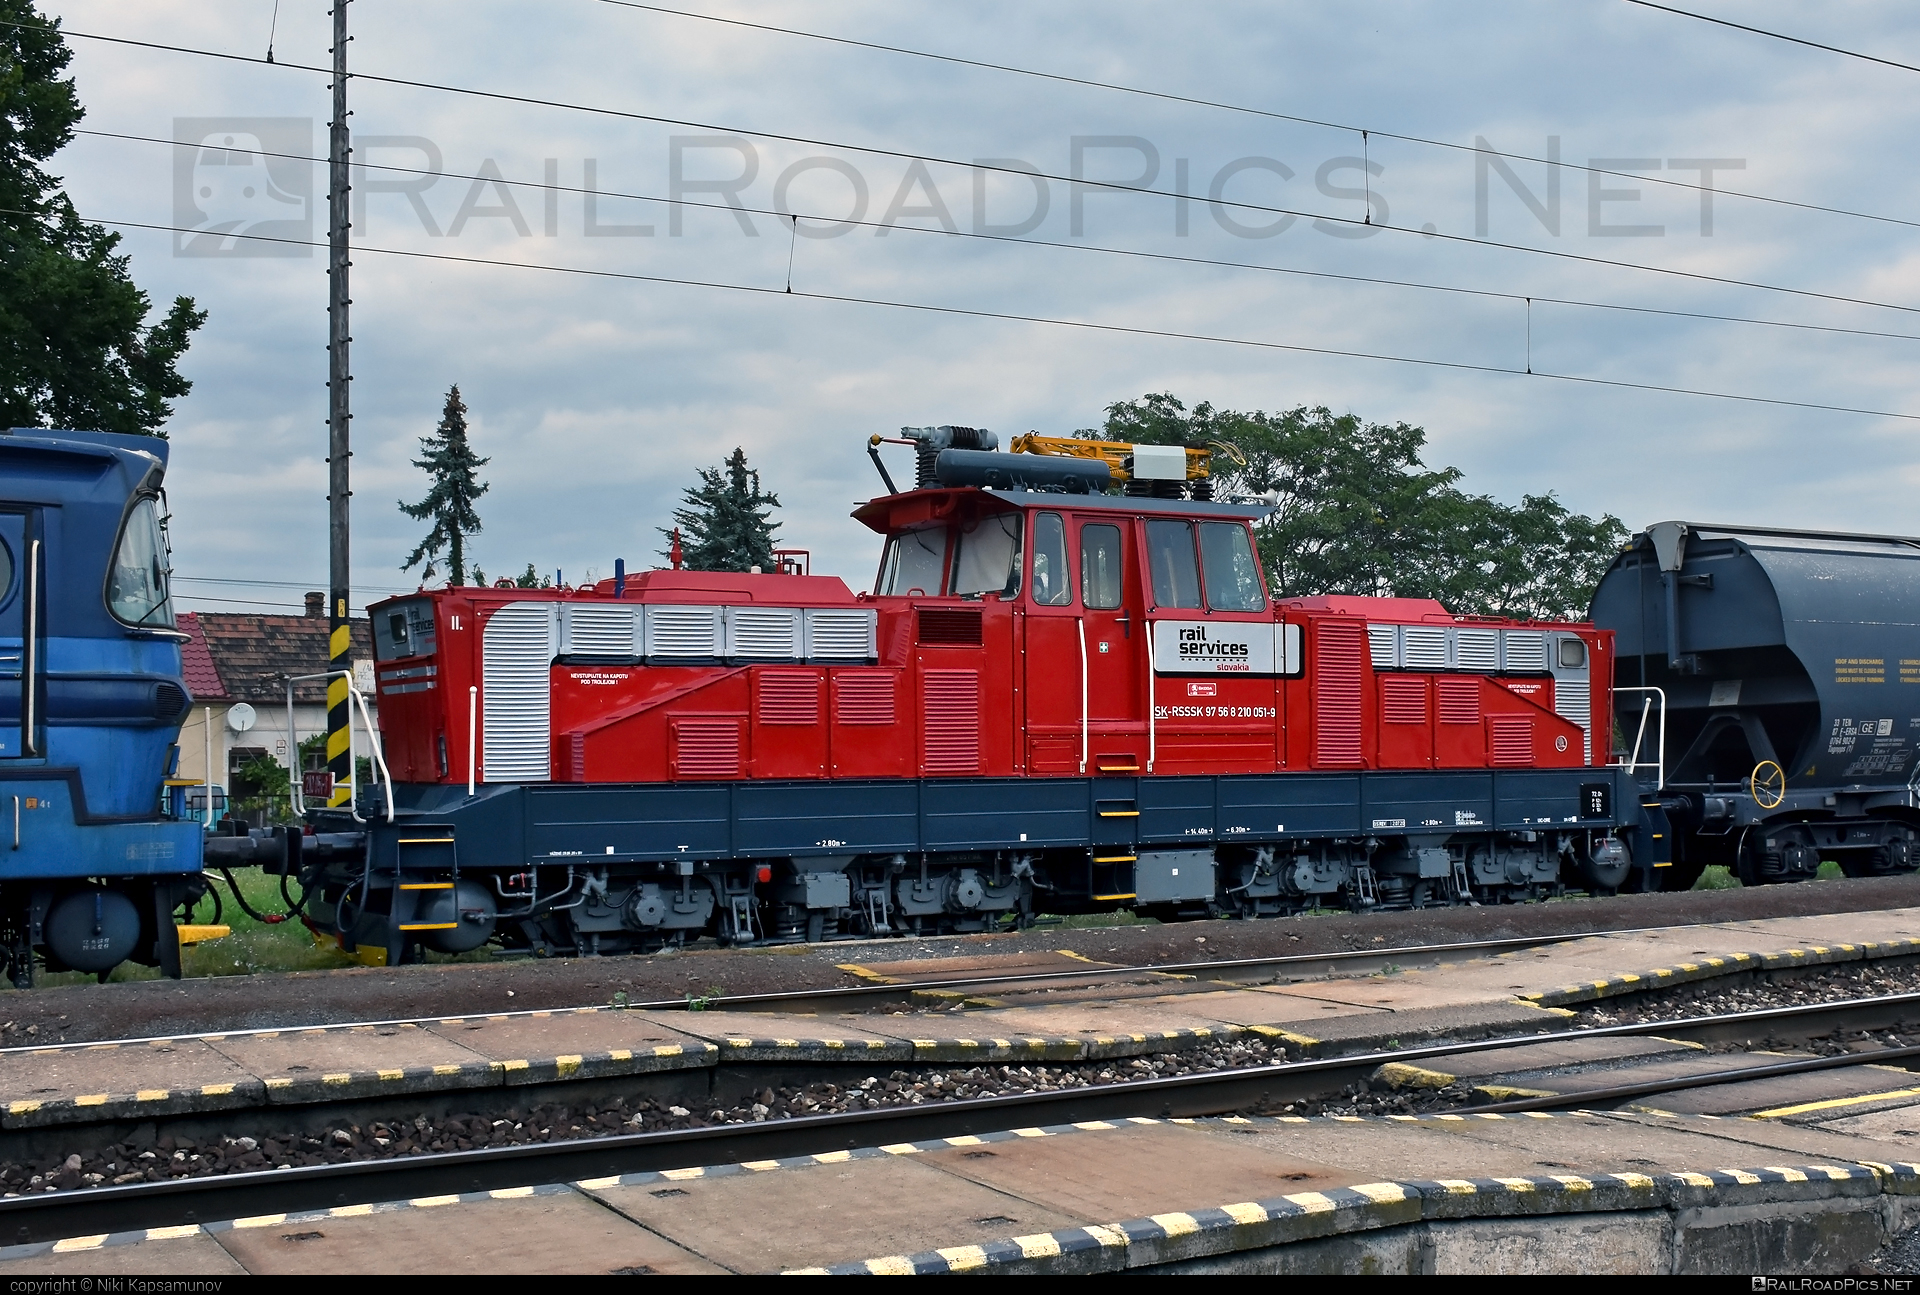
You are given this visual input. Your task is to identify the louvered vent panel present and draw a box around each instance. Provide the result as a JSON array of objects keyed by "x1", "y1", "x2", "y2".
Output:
[
  {"x1": 727, "y1": 607, "x2": 801, "y2": 660},
  {"x1": 835, "y1": 672, "x2": 896, "y2": 725},
  {"x1": 673, "y1": 718, "x2": 741, "y2": 777},
  {"x1": 1313, "y1": 621, "x2": 1365, "y2": 766},
  {"x1": 1554, "y1": 680, "x2": 1592, "y2": 762},
  {"x1": 1455, "y1": 629, "x2": 1499, "y2": 672},
  {"x1": 566, "y1": 605, "x2": 636, "y2": 658},
  {"x1": 646, "y1": 605, "x2": 721, "y2": 658},
  {"x1": 1402, "y1": 626, "x2": 1449, "y2": 671},
  {"x1": 922, "y1": 670, "x2": 980, "y2": 774},
  {"x1": 482, "y1": 603, "x2": 554, "y2": 781},
  {"x1": 1489, "y1": 714, "x2": 1534, "y2": 766},
  {"x1": 1381, "y1": 675, "x2": 1427, "y2": 724},
  {"x1": 1366, "y1": 625, "x2": 1398, "y2": 669},
  {"x1": 806, "y1": 608, "x2": 877, "y2": 661},
  {"x1": 1502, "y1": 631, "x2": 1547, "y2": 673},
  {"x1": 917, "y1": 608, "x2": 983, "y2": 646},
  {"x1": 1437, "y1": 676, "x2": 1481, "y2": 725},
  {"x1": 758, "y1": 671, "x2": 820, "y2": 725}
]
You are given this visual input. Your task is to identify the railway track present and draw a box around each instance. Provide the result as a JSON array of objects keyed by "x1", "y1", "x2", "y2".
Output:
[
  {"x1": 0, "y1": 922, "x2": 1798, "y2": 1058},
  {"x1": 2, "y1": 988, "x2": 1917, "y2": 1247}
]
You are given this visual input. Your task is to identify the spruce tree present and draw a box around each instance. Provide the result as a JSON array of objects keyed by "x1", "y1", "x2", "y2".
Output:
[
  {"x1": 399, "y1": 385, "x2": 489, "y2": 585},
  {"x1": 662, "y1": 447, "x2": 781, "y2": 572},
  {"x1": 0, "y1": 1, "x2": 206, "y2": 433}
]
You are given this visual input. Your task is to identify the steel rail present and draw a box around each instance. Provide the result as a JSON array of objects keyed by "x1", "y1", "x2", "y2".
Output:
[
  {"x1": 3, "y1": 989, "x2": 1916, "y2": 1245},
  {"x1": 0, "y1": 919, "x2": 1790, "y2": 1057},
  {"x1": 1458, "y1": 1045, "x2": 1920, "y2": 1116}
]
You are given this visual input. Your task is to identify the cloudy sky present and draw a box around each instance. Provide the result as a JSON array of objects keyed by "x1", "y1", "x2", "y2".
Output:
[{"x1": 41, "y1": 0, "x2": 1920, "y2": 612}]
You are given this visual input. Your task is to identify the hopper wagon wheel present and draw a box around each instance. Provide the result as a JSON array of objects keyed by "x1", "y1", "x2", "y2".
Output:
[{"x1": 1749, "y1": 761, "x2": 1786, "y2": 811}]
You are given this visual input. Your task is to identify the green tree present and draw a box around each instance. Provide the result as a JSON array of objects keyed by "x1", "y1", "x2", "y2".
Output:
[
  {"x1": 0, "y1": 2, "x2": 206, "y2": 433},
  {"x1": 399, "y1": 385, "x2": 489, "y2": 585},
  {"x1": 662, "y1": 447, "x2": 781, "y2": 572},
  {"x1": 1099, "y1": 393, "x2": 1625, "y2": 620}
]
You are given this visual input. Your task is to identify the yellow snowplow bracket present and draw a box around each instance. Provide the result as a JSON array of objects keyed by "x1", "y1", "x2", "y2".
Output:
[{"x1": 176, "y1": 924, "x2": 231, "y2": 947}]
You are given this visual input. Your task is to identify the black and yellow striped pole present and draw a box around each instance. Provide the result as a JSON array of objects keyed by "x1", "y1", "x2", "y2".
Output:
[{"x1": 325, "y1": 1, "x2": 353, "y2": 809}]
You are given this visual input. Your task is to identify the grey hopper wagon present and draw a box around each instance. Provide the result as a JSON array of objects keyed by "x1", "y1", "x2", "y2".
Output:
[{"x1": 1589, "y1": 521, "x2": 1920, "y2": 888}]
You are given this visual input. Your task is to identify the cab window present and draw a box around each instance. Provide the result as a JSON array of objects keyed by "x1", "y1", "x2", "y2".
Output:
[
  {"x1": 1199, "y1": 522, "x2": 1266, "y2": 611},
  {"x1": 106, "y1": 495, "x2": 174, "y2": 628},
  {"x1": 1145, "y1": 520, "x2": 1202, "y2": 609},
  {"x1": 877, "y1": 525, "x2": 948, "y2": 596},
  {"x1": 1030, "y1": 512, "x2": 1072, "y2": 606},
  {"x1": 1081, "y1": 524, "x2": 1123, "y2": 610},
  {"x1": 950, "y1": 513, "x2": 1022, "y2": 598}
]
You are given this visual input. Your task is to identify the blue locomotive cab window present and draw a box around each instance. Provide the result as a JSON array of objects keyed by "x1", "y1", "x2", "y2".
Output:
[
  {"x1": 1081, "y1": 524, "x2": 1124, "y2": 610},
  {"x1": 1200, "y1": 522, "x2": 1266, "y2": 612},
  {"x1": 1031, "y1": 512, "x2": 1072, "y2": 606},
  {"x1": 1146, "y1": 520, "x2": 1202, "y2": 609},
  {"x1": 0, "y1": 539, "x2": 13, "y2": 609},
  {"x1": 107, "y1": 496, "x2": 174, "y2": 628}
]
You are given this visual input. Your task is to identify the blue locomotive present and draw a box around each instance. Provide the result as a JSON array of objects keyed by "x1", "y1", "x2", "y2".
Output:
[{"x1": 0, "y1": 428, "x2": 204, "y2": 984}]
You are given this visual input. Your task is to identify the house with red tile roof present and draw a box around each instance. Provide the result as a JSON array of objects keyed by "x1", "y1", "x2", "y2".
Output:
[{"x1": 175, "y1": 592, "x2": 377, "y2": 820}]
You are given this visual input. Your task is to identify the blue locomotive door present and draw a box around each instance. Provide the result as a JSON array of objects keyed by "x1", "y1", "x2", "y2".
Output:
[{"x1": 0, "y1": 511, "x2": 29, "y2": 759}]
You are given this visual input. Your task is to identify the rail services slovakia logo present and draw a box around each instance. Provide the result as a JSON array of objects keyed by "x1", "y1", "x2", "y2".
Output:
[{"x1": 172, "y1": 118, "x2": 314, "y2": 257}]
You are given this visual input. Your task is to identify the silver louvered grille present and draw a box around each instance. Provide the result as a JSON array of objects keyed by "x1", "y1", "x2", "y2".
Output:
[
  {"x1": 1555, "y1": 681, "x2": 1593, "y2": 761},
  {"x1": 1402, "y1": 625, "x2": 1449, "y2": 670},
  {"x1": 1502, "y1": 631, "x2": 1547, "y2": 672},
  {"x1": 482, "y1": 603, "x2": 554, "y2": 781},
  {"x1": 726, "y1": 606, "x2": 801, "y2": 659},
  {"x1": 1366, "y1": 625, "x2": 1398, "y2": 669},
  {"x1": 646, "y1": 605, "x2": 721, "y2": 658},
  {"x1": 566, "y1": 606, "x2": 637, "y2": 658},
  {"x1": 806, "y1": 608, "x2": 878, "y2": 661},
  {"x1": 1455, "y1": 629, "x2": 1499, "y2": 672}
]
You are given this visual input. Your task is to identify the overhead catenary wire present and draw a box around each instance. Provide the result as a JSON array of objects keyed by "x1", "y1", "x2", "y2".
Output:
[
  {"x1": 62, "y1": 210, "x2": 1920, "y2": 426},
  {"x1": 592, "y1": 0, "x2": 1920, "y2": 236},
  {"x1": 1625, "y1": 1, "x2": 1920, "y2": 77},
  {"x1": 79, "y1": 127, "x2": 1920, "y2": 347},
  {"x1": 26, "y1": 20, "x2": 1920, "y2": 320}
]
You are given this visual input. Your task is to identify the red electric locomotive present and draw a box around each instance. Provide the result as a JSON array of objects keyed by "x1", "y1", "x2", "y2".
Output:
[{"x1": 291, "y1": 428, "x2": 1638, "y2": 961}]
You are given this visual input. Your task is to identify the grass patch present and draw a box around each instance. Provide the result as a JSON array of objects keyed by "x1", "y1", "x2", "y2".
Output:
[
  {"x1": 1693, "y1": 859, "x2": 1846, "y2": 892},
  {"x1": 1039, "y1": 910, "x2": 1159, "y2": 929}
]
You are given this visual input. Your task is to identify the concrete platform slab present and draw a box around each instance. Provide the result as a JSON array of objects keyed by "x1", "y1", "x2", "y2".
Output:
[
  {"x1": 1812, "y1": 1106, "x2": 1920, "y2": 1146},
  {"x1": 916, "y1": 1119, "x2": 1368, "y2": 1220},
  {"x1": 0, "y1": 1039, "x2": 265, "y2": 1128},
  {"x1": 929, "y1": 999, "x2": 1254, "y2": 1059},
  {"x1": 1630, "y1": 1063, "x2": 1920, "y2": 1116},
  {"x1": 422, "y1": 1010, "x2": 717, "y2": 1084},
  {"x1": 584, "y1": 1147, "x2": 1091, "y2": 1272},
  {"x1": 1374, "y1": 1036, "x2": 1697, "y2": 1088},
  {"x1": 0, "y1": 1231, "x2": 247, "y2": 1276},
  {"x1": 207, "y1": 1023, "x2": 494, "y2": 1104},
  {"x1": 210, "y1": 1185, "x2": 723, "y2": 1274},
  {"x1": 839, "y1": 950, "x2": 1115, "y2": 984}
]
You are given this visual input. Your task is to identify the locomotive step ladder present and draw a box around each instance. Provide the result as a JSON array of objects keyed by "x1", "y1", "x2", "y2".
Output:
[{"x1": 352, "y1": 823, "x2": 463, "y2": 964}]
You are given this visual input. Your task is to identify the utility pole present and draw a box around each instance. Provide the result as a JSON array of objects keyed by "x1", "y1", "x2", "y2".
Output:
[{"x1": 325, "y1": 0, "x2": 353, "y2": 808}]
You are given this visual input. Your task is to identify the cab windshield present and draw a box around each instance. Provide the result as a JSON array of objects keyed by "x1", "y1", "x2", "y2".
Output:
[{"x1": 106, "y1": 494, "x2": 174, "y2": 628}]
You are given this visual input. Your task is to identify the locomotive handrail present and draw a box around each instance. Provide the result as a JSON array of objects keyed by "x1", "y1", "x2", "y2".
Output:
[
  {"x1": 1077, "y1": 617, "x2": 1089, "y2": 774},
  {"x1": 1146, "y1": 619, "x2": 1156, "y2": 774},
  {"x1": 1614, "y1": 685, "x2": 1667, "y2": 789},
  {"x1": 20, "y1": 539, "x2": 38, "y2": 757},
  {"x1": 285, "y1": 671, "x2": 394, "y2": 824}
]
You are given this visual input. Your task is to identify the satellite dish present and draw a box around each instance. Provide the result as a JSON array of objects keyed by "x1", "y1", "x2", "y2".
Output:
[{"x1": 226, "y1": 702, "x2": 257, "y2": 733}]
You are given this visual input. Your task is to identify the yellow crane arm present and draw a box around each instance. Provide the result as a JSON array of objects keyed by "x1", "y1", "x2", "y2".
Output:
[{"x1": 1008, "y1": 433, "x2": 1212, "y2": 482}]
